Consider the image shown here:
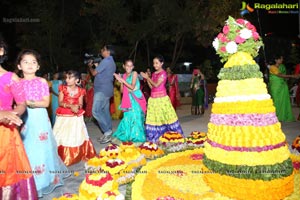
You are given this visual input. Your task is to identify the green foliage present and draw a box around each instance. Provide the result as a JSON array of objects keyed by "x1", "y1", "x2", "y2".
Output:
[
  {"x1": 218, "y1": 64, "x2": 263, "y2": 80},
  {"x1": 203, "y1": 155, "x2": 294, "y2": 181}
]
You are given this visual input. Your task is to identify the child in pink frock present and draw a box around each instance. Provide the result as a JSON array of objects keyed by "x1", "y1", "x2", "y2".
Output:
[{"x1": 17, "y1": 49, "x2": 69, "y2": 198}]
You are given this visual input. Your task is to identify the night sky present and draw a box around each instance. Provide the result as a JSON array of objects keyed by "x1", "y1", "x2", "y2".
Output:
[{"x1": 0, "y1": 0, "x2": 299, "y2": 71}]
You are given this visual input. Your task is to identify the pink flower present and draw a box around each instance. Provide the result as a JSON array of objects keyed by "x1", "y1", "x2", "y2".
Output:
[
  {"x1": 39, "y1": 132, "x2": 48, "y2": 141},
  {"x1": 246, "y1": 23, "x2": 257, "y2": 32},
  {"x1": 220, "y1": 46, "x2": 226, "y2": 52},
  {"x1": 217, "y1": 33, "x2": 224, "y2": 39},
  {"x1": 236, "y1": 18, "x2": 245, "y2": 25},
  {"x1": 235, "y1": 35, "x2": 246, "y2": 44},
  {"x1": 252, "y1": 31, "x2": 260, "y2": 40},
  {"x1": 220, "y1": 36, "x2": 229, "y2": 43},
  {"x1": 223, "y1": 25, "x2": 230, "y2": 35},
  {"x1": 34, "y1": 164, "x2": 45, "y2": 175},
  {"x1": 217, "y1": 33, "x2": 229, "y2": 43}
]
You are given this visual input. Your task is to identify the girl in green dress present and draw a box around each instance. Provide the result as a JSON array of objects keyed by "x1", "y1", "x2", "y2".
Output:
[{"x1": 112, "y1": 59, "x2": 147, "y2": 143}]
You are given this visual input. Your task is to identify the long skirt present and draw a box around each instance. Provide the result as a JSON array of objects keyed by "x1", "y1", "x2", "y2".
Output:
[
  {"x1": 0, "y1": 124, "x2": 38, "y2": 199},
  {"x1": 53, "y1": 115, "x2": 96, "y2": 166},
  {"x1": 145, "y1": 96, "x2": 184, "y2": 142},
  {"x1": 21, "y1": 108, "x2": 70, "y2": 197}
]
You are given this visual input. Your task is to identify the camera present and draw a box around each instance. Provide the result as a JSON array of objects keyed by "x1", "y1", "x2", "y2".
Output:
[{"x1": 83, "y1": 53, "x2": 102, "y2": 65}]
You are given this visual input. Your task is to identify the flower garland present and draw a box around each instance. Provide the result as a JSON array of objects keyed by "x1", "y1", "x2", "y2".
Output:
[{"x1": 213, "y1": 16, "x2": 263, "y2": 62}]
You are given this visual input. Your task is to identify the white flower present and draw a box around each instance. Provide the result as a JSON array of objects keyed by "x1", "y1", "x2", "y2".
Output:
[
  {"x1": 240, "y1": 28, "x2": 252, "y2": 39},
  {"x1": 212, "y1": 38, "x2": 219, "y2": 50},
  {"x1": 225, "y1": 41, "x2": 238, "y2": 54}
]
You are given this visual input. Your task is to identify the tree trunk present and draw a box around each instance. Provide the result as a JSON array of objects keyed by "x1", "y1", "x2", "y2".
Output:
[
  {"x1": 129, "y1": 40, "x2": 139, "y2": 62},
  {"x1": 146, "y1": 40, "x2": 150, "y2": 67},
  {"x1": 170, "y1": 34, "x2": 184, "y2": 69}
]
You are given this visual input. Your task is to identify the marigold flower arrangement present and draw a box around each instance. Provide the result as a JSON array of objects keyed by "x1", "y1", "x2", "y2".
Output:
[{"x1": 212, "y1": 16, "x2": 263, "y2": 62}]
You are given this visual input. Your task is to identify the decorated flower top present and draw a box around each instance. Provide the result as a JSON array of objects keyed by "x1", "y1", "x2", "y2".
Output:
[{"x1": 212, "y1": 16, "x2": 263, "y2": 62}]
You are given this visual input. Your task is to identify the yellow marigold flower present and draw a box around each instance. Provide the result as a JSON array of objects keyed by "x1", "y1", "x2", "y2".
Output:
[
  {"x1": 73, "y1": 171, "x2": 80, "y2": 177},
  {"x1": 224, "y1": 52, "x2": 256, "y2": 68}
]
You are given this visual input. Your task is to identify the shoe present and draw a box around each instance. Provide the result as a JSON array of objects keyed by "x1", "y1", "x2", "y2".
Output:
[
  {"x1": 110, "y1": 137, "x2": 121, "y2": 145},
  {"x1": 99, "y1": 134, "x2": 112, "y2": 144}
]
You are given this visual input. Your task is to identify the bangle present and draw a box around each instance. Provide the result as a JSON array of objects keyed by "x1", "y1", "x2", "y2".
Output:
[{"x1": 29, "y1": 100, "x2": 35, "y2": 108}]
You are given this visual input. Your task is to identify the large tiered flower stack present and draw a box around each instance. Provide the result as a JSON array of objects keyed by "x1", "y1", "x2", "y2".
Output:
[{"x1": 203, "y1": 16, "x2": 295, "y2": 200}]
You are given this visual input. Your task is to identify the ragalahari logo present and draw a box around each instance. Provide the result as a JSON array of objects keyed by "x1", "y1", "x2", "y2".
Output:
[
  {"x1": 240, "y1": 1, "x2": 254, "y2": 16},
  {"x1": 241, "y1": 1, "x2": 299, "y2": 15}
]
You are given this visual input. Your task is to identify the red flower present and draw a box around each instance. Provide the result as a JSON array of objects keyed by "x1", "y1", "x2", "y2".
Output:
[
  {"x1": 235, "y1": 35, "x2": 246, "y2": 44},
  {"x1": 222, "y1": 25, "x2": 230, "y2": 35},
  {"x1": 190, "y1": 153, "x2": 203, "y2": 160},
  {"x1": 293, "y1": 161, "x2": 300, "y2": 170}
]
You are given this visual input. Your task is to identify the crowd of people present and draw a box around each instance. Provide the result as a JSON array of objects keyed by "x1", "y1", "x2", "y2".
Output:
[
  {"x1": 1, "y1": 36, "x2": 300, "y2": 198},
  {"x1": 0, "y1": 41, "x2": 191, "y2": 198}
]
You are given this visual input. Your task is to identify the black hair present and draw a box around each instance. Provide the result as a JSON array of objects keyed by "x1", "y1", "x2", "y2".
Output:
[
  {"x1": 153, "y1": 55, "x2": 165, "y2": 69},
  {"x1": 0, "y1": 40, "x2": 8, "y2": 64},
  {"x1": 268, "y1": 54, "x2": 283, "y2": 65},
  {"x1": 153, "y1": 55, "x2": 164, "y2": 63},
  {"x1": 16, "y1": 49, "x2": 41, "y2": 66},
  {"x1": 104, "y1": 45, "x2": 115, "y2": 57},
  {"x1": 123, "y1": 58, "x2": 134, "y2": 65},
  {"x1": 66, "y1": 70, "x2": 80, "y2": 80},
  {"x1": 0, "y1": 40, "x2": 8, "y2": 54}
]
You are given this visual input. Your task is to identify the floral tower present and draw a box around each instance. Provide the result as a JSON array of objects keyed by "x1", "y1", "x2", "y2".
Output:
[{"x1": 202, "y1": 16, "x2": 294, "y2": 200}]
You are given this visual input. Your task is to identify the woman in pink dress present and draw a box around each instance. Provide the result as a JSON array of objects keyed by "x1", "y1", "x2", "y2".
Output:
[
  {"x1": 166, "y1": 67, "x2": 181, "y2": 110},
  {"x1": 0, "y1": 43, "x2": 38, "y2": 199}
]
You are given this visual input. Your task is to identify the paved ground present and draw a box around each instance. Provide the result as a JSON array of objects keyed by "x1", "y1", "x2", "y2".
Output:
[{"x1": 44, "y1": 98, "x2": 300, "y2": 199}]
